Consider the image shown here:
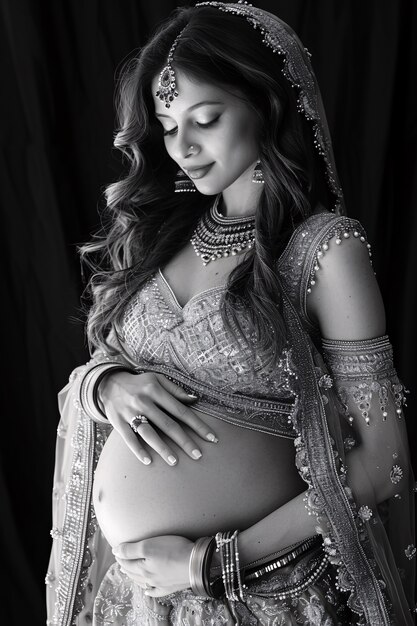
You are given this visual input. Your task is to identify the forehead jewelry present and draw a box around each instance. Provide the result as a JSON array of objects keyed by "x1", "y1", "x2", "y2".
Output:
[{"x1": 155, "y1": 26, "x2": 187, "y2": 108}]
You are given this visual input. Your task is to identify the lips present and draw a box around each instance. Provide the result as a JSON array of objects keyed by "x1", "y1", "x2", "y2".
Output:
[{"x1": 185, "y1": 163, "x2": 214, "y2": 180}]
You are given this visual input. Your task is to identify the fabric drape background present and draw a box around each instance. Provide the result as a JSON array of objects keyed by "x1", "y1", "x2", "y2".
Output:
[{"x1": 1, "y1": 1, "x2": 416, "y2": 624}]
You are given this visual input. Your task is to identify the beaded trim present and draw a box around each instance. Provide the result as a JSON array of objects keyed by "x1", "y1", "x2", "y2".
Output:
[
  {"x1": 321, "y1": 336, "x2": 409, "y2": 425},
  {"x1": 264, "y1": 555, "x2": 329, "y2": 600},
  {"x1": 196, "y1": 1, "x2": 345, "y2": 213},
  {"x1": 304, "y1": 219, "x2": 371, "y2": 295}
]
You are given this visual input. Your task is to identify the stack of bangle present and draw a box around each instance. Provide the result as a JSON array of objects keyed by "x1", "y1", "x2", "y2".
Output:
[
  {"x1": 188, "y1": 531, "x2": 245, "y2": 601},
  {"x1": 78, "y1": 359, "x2": 138, "y2": 423},
  {"x1": 215, "y1": 530, "x2": 245, "y2": 602},
  {"x1": 188, "y1": 536, "x2": 217, "y2": 597}
]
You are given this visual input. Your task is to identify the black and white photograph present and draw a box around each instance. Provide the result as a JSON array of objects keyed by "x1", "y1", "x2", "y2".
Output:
[{"x1": 1, "y1": 1, "x2": 416, "y2": 624}]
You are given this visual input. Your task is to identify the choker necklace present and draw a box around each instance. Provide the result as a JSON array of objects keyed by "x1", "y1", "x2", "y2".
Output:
[{"x1": 190, "y1": 195, "x2": 256, "y2": 266}]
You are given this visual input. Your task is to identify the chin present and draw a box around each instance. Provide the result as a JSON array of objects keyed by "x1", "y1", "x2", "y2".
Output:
[{"x1": 193, "y1": 182, "x2": 224, "y2": 196}]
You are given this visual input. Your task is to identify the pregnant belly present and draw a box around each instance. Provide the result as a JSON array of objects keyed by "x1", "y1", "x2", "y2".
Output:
[{"x1": 93, "y1": 410, "x2": 305, "y2": 548}]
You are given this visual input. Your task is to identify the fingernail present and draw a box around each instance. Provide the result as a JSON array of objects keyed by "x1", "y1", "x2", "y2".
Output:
[
  {"x1": 168, "y1": 455, "x2": 177, "y2": 465},
  {"x1": 142, "y1": 457, "x2": 152, "y2": 465},
  {"x1": 206, "y1": 433, "x2": 219, "y2": 443},
  {"x1": 187, "y1": 393, "x2": 198, "y2": 399},
  {"x1": 191, "y1": 449, "x2": 202, "y2": 459}
]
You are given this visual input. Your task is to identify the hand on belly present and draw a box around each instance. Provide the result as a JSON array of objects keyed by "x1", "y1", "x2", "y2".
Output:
[
  {"x1": 112, "y1": 535, "x2": 194, "y2": 598},
  {"x1": 93, "y1": 415, "x2": 305, "y2": 548}
]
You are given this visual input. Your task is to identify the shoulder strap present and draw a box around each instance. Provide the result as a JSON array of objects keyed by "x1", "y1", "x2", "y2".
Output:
[{"x1": 278, "y1": 212, "x2": 369, "y2": 332}]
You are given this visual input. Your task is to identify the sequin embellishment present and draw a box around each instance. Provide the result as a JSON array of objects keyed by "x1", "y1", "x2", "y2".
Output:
[
  {"x1": 358, "y1": 505, "x2": 373, "y2": 522},
  {"x1": 404, "y1": 545, "x2": 416, "y2": 560},
  {"x1": 390, "y1": 465, "x2": 403, "y2": 485}
]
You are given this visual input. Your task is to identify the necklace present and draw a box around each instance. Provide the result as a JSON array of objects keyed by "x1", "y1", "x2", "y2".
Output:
[{"x1": 190, "y1": 195, "x2": 256, "y2": 265}]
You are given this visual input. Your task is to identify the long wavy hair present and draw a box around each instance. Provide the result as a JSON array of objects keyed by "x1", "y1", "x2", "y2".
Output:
[{"x1": 80, "y1": 4, "x2": 332, "y2": 367}]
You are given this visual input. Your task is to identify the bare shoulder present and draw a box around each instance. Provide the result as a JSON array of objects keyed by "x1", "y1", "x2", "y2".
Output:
[{"x1": 306, "y1": 227, "x2": 386, "y2": 340}]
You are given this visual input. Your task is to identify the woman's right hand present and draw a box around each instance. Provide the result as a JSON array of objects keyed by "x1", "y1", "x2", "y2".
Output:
[{"x1": 97, "y1": 371, "x2": 218, "y2": 466}]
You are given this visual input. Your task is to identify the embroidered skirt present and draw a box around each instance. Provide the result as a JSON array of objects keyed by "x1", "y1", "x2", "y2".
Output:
[{"x1": 92, "y1": 543, "x2": 354, "y2": 625}]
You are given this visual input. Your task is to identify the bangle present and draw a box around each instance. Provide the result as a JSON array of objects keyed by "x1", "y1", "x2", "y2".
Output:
[
  {"x1": 92, "y1": 366, "x2": 139, "y2": 420},
  {"x1": 215, "y1": 530, "x2": 245, "y2": 602},
  {"x1": 79, "y1": 362, "x2": 136, "y2": 423},
  {"x1": 189, "y1": 537, "x2": 216, "y2": 597}
]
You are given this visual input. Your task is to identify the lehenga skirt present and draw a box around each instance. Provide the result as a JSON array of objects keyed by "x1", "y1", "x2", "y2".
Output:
[{"x1": 92, "y1": 541, "x2": 355, "y2": 625}]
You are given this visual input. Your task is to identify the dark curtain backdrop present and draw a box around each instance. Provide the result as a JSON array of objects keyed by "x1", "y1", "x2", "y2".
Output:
[{"x1": 1, "y1": 1, "x2": 416, "y2": 623}]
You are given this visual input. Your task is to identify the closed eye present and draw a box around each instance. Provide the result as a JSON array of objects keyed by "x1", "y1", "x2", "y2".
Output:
[{"x1": 163, "y1": 116, "x2": 220, "y2": 137}]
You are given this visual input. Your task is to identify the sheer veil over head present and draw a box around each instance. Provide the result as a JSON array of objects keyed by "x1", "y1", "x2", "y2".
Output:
[{"x1": 195, "y1": 0, "x2": 346, "y2": 215}]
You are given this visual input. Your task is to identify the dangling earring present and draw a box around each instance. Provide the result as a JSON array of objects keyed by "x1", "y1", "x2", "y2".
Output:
[
  {"x1": 252, "y1": 159, "x2": 265, "y2": 184},
  {"x1": 174, "y1": 169, "x2": 197, "y2": 193}
]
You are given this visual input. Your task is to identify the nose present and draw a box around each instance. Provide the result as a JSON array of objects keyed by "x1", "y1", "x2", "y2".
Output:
[{"x1": 170, "y1": 129, "x2": 201, "y2": 162}]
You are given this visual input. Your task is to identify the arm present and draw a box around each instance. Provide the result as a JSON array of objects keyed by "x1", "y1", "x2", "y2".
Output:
[{"x1": 233, "y1": 233, "x2": 409, "y2": 567}]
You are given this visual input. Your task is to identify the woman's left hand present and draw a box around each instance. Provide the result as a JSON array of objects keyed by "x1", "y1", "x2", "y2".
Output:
[{"x1": 112, "y1": 535, "x2": 194, "y2": 597}]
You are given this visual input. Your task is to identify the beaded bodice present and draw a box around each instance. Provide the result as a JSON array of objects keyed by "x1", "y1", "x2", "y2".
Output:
[{"x1": 120, "y1": 211, "x2": 368, "y2": 434}]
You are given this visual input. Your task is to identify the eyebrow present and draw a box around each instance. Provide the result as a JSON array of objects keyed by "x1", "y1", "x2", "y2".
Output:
[{"x1": 155, "y1": 100, "x2": 224, "y2": 118}]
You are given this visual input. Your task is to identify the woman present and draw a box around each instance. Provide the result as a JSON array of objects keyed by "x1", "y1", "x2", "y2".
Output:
[{"x1": 46, "y1": 2, "x2": 415, "y2": 624}]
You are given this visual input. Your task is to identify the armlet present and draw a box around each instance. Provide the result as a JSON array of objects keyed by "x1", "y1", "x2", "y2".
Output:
[{"x1": 321, "y1": 335, "x2": 409, "y2": 425}]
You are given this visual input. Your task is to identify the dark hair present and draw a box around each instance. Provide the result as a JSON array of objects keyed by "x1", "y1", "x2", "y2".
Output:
[{"x1": 80, "y1": 4, "x2": 331, "y2": 366}]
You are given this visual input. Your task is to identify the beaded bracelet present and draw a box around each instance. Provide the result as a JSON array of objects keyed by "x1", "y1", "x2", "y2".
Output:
[{"x1": 215, "y1": 530, "x2": 245, "y2": 602}]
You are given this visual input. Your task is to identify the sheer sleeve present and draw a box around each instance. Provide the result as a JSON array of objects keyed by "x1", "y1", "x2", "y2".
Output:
[
  {"x1": 280, "y1": 223, "x2": 415, "y2": 623},
  {"x1": 321, "y1": 335, "x2": 415, "y2": 617},
  {"x1": 321, "y1": 335, "x2": 410, "y2": 505}
]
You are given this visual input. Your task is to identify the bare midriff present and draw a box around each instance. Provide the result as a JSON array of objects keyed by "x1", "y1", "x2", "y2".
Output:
[{"x1": 93, "y1": 407, "x2": 306, "y2": 548}]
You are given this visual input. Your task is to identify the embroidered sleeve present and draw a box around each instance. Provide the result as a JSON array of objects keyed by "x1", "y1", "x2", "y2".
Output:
[{"x1": 321, "y1": 335, "x2": 410, "y2": 503}]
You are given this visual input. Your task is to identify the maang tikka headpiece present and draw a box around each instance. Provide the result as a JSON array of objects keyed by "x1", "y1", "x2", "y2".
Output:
[
  {"x1": 158, "y1": 0, "x2": 345, "y2": 214},
  {"x1": 156, "y1": 26, "x2": 187, "y2": 108}
]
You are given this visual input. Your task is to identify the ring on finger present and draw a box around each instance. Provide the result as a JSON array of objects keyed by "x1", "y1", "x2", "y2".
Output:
[{"x1": 130, "y1": 414, "x2": 149, "y2": 433}]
